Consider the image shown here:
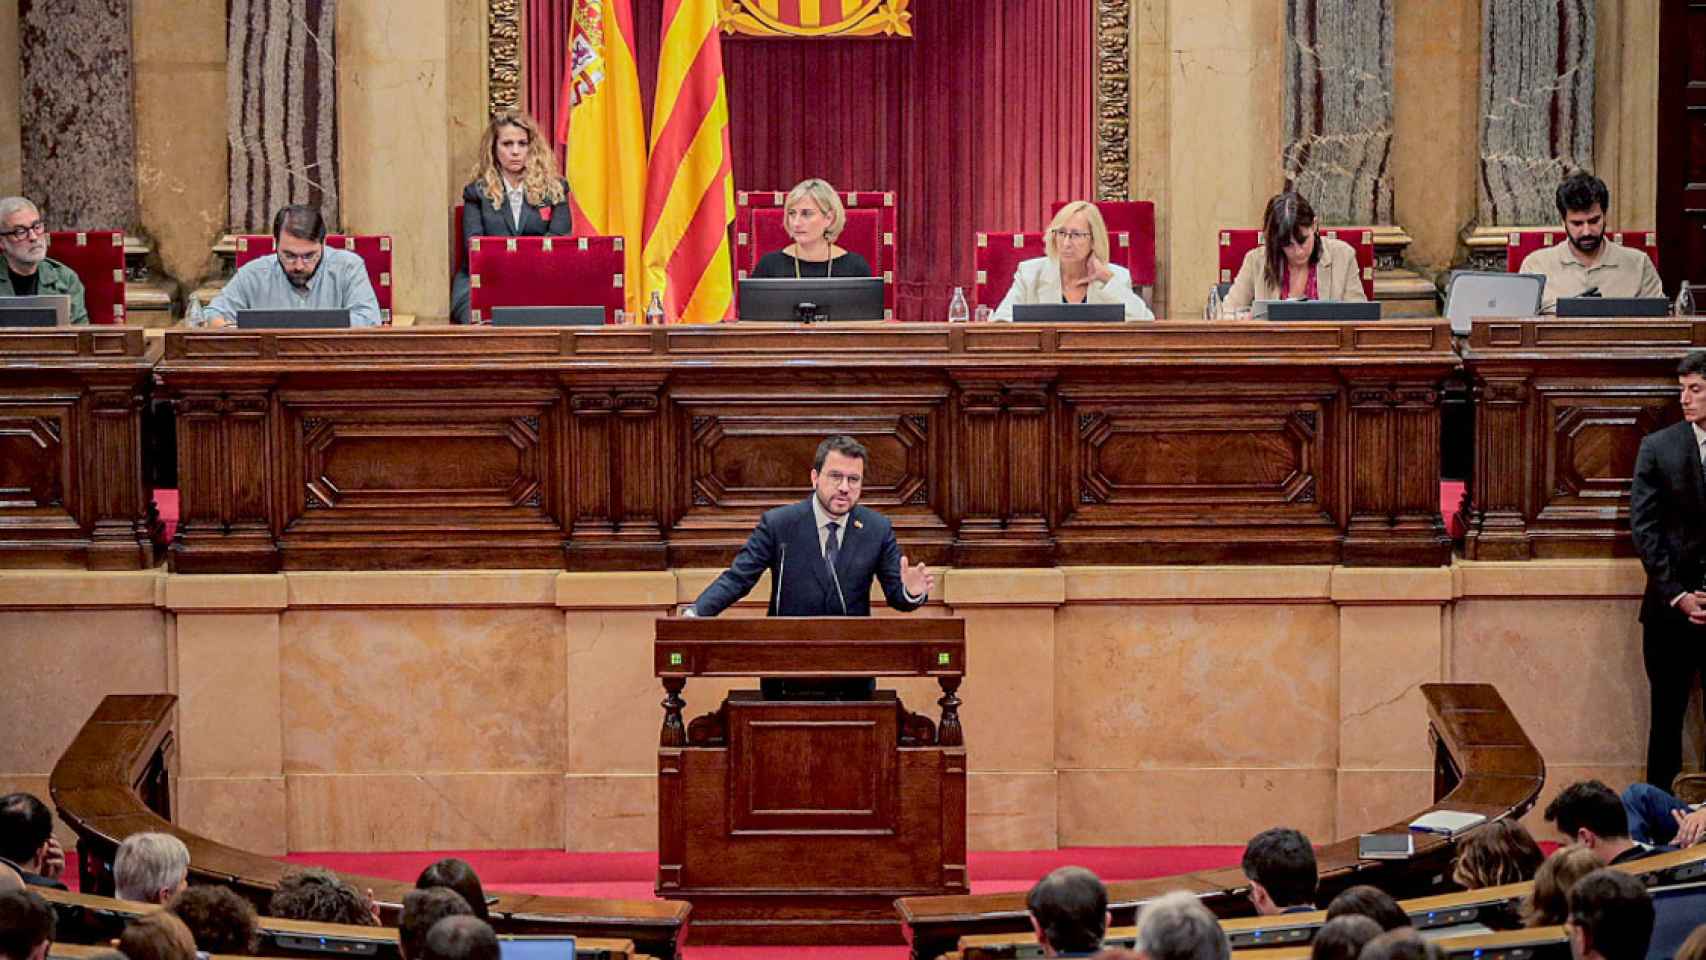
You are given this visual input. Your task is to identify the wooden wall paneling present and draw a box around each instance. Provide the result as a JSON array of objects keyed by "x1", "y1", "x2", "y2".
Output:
[
  {"x1": 83, "y1": 374, "x2": 156, "y2": 569},
  {"x1": 949, "y1": 371, "x2": 1056, "y2": 568},
  {"x1": 1342, "y1": 372, "x2": 1450, "y2": 567},
  {"x1": 1465, "y1": 369, "x2": 1534, "y2": 560},
  {"x1": 566, "y1": 373, "x2": 669, "y2": 571}
]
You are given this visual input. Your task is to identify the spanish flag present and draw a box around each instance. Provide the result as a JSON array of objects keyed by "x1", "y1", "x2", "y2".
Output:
[
  {"x1": 559, "y1": 0, "x2": 648, "y2": 315},
  {"x1": 642, "y1": 0, "x2": 736, "y2": 323}
]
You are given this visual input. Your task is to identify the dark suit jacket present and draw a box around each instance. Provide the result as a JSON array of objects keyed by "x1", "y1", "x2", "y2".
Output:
[
  {"x1": 1630, "y1": 420, "x2": 1706, "y2": 623},
  {"x1": 460, "y1": 177, "x2": 574, "y2": 252},
  {"x1": 692, "y1": 497, "x2": 923, "y2": 618}
]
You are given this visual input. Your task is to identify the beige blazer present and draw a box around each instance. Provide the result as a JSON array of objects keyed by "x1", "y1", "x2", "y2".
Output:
[
  {"x1": 991, "y1": 257, "x2": 1154, "y2": 321},
  {"x1": 1220, "y1": 236, "x2": 1367, "y2": 317}
]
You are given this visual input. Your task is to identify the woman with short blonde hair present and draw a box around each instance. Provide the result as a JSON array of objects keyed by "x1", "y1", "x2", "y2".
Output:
[
  {"x1": 992, "y1": 200, "x2": 1153, "y2": 321},
  {"x1": 751, "y1": 178, "x2": 870, "y2": 279}
]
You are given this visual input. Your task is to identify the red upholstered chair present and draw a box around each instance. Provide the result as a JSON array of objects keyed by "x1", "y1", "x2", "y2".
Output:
[
  {"x1": 734, "y1": 190, "x2": 897, "y2": 320},
  {"x1": 47, "y1": 230, "x2": 126, "y2": 324},
  {"x1": 1217, "y1": 226, "x2": 1376, "y2": 300},
  {"x1": 236, "y1": 234, "x2": 395, "y2": 322},
  {"x1": 467, "y1": 234, "x2": 624, "y2": 324},
  {"x1": 973, "y1": 230, "x2": 1131, "y2": 310},
  {"x1": 1504, "y1": 228, "x2": 1659, "y2": 273},
  {"x1": 1051, "y1": 200, "x2": 1156, "y2": 290}
]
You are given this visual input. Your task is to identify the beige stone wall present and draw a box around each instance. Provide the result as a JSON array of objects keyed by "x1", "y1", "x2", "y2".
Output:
[
  {"x1": 1391, "y1": 0, "x2": 1481, "y2": 276},
  {"x1": 1595, "y1": 0, "x2": 1661, "y2": 232},
  {"x1": 0, "y1": 3, "x2": 18, "y2": 197},
  {"x1": 0, "y1": 560, "x2": 1682, "y2": 854}
]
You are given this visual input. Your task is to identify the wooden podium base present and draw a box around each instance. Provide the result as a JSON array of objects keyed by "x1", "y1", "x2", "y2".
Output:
[{"x1": 664, "y1": 890, "x2": 925, "y2": 945}]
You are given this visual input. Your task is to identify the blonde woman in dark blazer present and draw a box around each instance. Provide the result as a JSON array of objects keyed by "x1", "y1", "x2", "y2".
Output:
[
  {"x1": 450, "y1": 110, "x2": 573, "y2": 324},
  {"x1": 1221, "y1": 192, "x2": 1366, "y2": 318},
  {"x1": 992, "y1": 201, "x2": 1153, "y2": 321}
]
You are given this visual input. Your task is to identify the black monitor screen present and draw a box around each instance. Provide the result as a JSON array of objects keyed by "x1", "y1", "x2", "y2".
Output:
[
  {"x1": 235, "y1": 309, "x2": 352, "y2": 329},
  {"x1": 737, "y1": 277, "x2": 885, "y2": 322}
]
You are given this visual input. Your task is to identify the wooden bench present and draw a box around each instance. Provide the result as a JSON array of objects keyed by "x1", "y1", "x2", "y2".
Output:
[
  {"x1": 48, "y1": 694, "x2": 689, "y2": 960},
  {"x1": 894, "y1": 682, "x2": 1547, "y2": 960}
]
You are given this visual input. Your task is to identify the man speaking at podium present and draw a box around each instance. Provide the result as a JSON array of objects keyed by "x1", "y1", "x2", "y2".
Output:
[{"x1": 685, "y1": 435, "x2": 934, "y2": 696}]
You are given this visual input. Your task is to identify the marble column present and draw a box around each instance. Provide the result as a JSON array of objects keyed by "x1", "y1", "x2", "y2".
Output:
[
  {"x1": 18, "y1": 0, "x2": 138, "y2": 229},
  {"x1": 1281, "y1": 0, "x2": 1395, "y2": 225},
  {"x1": 1477, "y1": 0, "x2": 1595, "y2": 225},
  {"x1": 227, "y1": 0, "x2": 341, "y2": 231}
]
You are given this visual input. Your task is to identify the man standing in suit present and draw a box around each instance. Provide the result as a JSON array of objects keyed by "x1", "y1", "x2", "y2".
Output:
[
  {"x1": 689, "y1": 434, "x2": 933, "y2": 619},
  {"x1": 1631, "y1": 350, "x2": 1706, "y2": 790}
]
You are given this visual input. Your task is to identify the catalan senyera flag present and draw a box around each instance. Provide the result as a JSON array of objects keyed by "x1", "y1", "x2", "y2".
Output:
[
  {"x1": 559, "y1": 0, "x2": 648, "y2": 315},
  {"x1": 642, "y1": 0, "x2": 736, "y2": 324}
]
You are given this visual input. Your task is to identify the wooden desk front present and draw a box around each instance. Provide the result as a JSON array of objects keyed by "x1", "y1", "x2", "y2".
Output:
[{"x1": 154, "y1": 322, "x2": 1456, "y2": 573}]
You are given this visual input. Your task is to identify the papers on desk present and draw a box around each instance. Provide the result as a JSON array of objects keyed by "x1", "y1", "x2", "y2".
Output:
[{"x1": 1408, "y1": 810, "x2": 1488, "y2": 836}]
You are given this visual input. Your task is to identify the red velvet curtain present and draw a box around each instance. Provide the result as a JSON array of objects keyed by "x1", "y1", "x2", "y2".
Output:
[{"x1": 526, "y1": 1, "x2": 1093, "y2": 321}]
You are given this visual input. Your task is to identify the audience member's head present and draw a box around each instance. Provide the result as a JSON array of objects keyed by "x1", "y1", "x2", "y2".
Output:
[
  {"x1": 420, "y1": 916, "x2": 499, "y2": 960},
  {"x1": 117, "y1": 910, "x2": 197, "y2": 960},
  {"x1": 1453, "y1": 821, "x2": 1544, "y2": 890},
  {"x1": 1545, "y1": 782, "x2": 1635, "y2": 862},
  {"x1": 400, "y1": 888, "x2": 474, "y2": 960},
  {"x1": 115, "y1": 834, "x2": 191, "y2": 905},
  {"x1": 1566, "y1": 869, "x2": 1654, "y2": 960},
  {"x1": 1241, "y1": 827, "x2": 1317, "y2": 915},
  {"x1": 1359, "y1": 928, "x2": 1441, "y2": 960},
  {"x1": 1310, "y1": 915, "x2": 1382, "y2": 960},
  {"x1": 1027, "y1": 866, "x2": 1110, "y2": 957},
  {"x1": 1526, "y1": 846, "x2": 1602, "y2": 928},
  {"x1": 0, "y1": 795, "x2": 54, "y2": 876},
  {"x1": 269, "y1": 868, "x2": 378, "y2": 926},
  {"x1": 1675, "y1": 923, "x2": 1706, "y2": 960},
  {"x1": 167, "y1": 885, "x2": 259, "y2": 955},
  {"x1": 1094, "y1": 951, "x2": 1142, "y2": 960},
  {"x1": 416, "y1": 858, "x2": 490, "y2": 921},
  {"x1": 1133, "y1": 891, "x2": 1229, "y2": 960},
  {"x1": 1325, "y1": 885, "x2": 1409, "y2": 931},
  {"x1": 0, "y1": 889, "x2": 54, "y2": 960}
]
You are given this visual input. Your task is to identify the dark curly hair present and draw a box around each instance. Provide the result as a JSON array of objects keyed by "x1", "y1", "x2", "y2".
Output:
[
  {"x1": 269, "y1": 868, "x2": 377, "y2": 926},
  {"x1": 168, "y1": 885, "x2": 259, "y2": 955}
]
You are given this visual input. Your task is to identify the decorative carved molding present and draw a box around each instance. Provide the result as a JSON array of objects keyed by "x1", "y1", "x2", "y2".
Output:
[
  {"x1": 1094, "y1": 0, "x2": 1132, "y2": 201},
  {"x1": 488, "y1": 0, "x2": 521, "y2": 116},
  {"x1": 719, "y1": 0, "x2": 912, "y2": 37}
]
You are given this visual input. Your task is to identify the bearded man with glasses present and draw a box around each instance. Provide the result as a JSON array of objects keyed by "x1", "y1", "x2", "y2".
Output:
[
  {"x1": 0, "y1": 197, "x2": 87, "y2": 325},
  {"x1": 205, "y1": 204, "x2": 381, "y2": 327}
]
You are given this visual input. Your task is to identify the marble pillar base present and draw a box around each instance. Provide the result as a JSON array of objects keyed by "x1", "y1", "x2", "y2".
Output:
[{"x1": 1370, "y1": 226, "x2": 1439, "y2": 317}]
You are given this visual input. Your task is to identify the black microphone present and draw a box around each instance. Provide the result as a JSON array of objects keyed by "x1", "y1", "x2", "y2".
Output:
[
  {"x1": 770, "y1": 542, "x2": 787, "y2": 616},
  {"x1": 827, "y1": 551, "x2": 849, "y2": 615},
  {"x1": 1582, "y1": 286, "x2": 1602, "y2": 298}
]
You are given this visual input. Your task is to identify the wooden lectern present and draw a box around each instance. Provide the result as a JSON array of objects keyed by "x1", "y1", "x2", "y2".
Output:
[{"x1": 653, "y1": 616, "x2": 968, "y2": 945}]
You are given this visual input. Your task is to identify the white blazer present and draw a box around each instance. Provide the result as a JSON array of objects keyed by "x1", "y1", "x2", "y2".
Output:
[{"x1": 991, "y1": 257, "x2": 1154, "y2": 321}]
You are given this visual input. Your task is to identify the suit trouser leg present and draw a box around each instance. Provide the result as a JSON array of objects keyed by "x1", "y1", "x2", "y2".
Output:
[{"x1": 1644, "y1": 614, "x2": 1704, "y2": 790}]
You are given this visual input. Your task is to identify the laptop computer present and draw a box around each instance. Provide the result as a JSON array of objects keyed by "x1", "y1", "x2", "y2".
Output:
[
  {"x1": 1010, "y1": 302, "x2": 1125, "y2": 322},
  {"x1": 0, "y1": 294, "x2": 72, "y2": 327},
  {"x1": 1253, "y1": 300, "x2": 1382, "y2": 321},
  {"x1": 489, "y1": 306, "x2": 606, "y2": 326},
  {"x1": 1443, "y1": 271, "x2": 1546, "y2": 335},
  {"x1": 236, "y1": 309, "x2": 352, "y2": 329},
  {"x1": 1555, "y1": 296, "x2": 1670, "y2": 318}
]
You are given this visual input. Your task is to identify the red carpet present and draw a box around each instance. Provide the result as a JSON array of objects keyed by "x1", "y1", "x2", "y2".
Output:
[{"x1": 280, "y1": 846, "x2": 1247, "y2": 959}]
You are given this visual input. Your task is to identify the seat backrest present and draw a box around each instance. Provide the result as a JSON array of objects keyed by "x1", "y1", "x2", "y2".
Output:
[
  {"x1": 1218, "y1": 227, "x2": 1376, "y2": 300},
  {"x1": 235, "y1": 234, "x2": 395, "y2": 320},
  {"x1": 47, "y1": 230, "x2": 126, "y2": 324},
  {"x1": 467, "y1": 234, "x2": 624, "y2": 324},
  {"x1": 1505, "y1": 228, "x2": 1660, "y2": 274},
  {"x1": 1051, "y1": 200, "x2": 1156, "y2": 287},
  {"x1": 735, "y1": 189, "x2": 897, "y2": 320}
]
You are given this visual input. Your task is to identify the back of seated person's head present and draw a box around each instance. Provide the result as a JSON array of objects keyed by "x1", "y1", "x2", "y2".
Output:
[
  {"x1": 400, "y1": 888, "x2": 474, "y2": 960},
  {"x1": 1241, "y1": 827, "x2": 1317, "y2": 914},
  {"x1": 0, "y1": 796, "x2": 53, "y2": 872},
  {"x1": 1326, "y1": 886, "x2": 1410, "y2": 932},
  {"x1": 116, "y1": 834, "x2": 191, "y2": 905},
  {"x1": 0, "y1": 889, "x2": 54, "y2": 960},
  {"x1": 1544, "y1": 781, "x2": 1629, "y2": 845},
  {"x1": 1027, "y1": 866, "x2": 1109, "y2": 956},
  {"x1": 118, "y1": 910, "x2": 197, "y2": 960},
  {"x1": 1134, "y1": 890, "x2": 1229, "y2": 960},
  {"x1": 1676, "y1": 923, "x2": 1706, "y2": 960},
  {"x1": 1358, "y1": 928, "x2": 1441, "y2": 960},
  {"x1": 1525, "y1": 846, "x2": 1602, "y2": 928},
  {"x1": 1453, "y1": 821, "x2": 1544, "y2": 890},
  {"x1": 415, "y1": 858, "x2": 489, "y2": 921},
  {"x1": 269, "y1": 867, "x2": 377, "y2": 926},
  {"x1": 1094, "y1": 951, "x2": 1142, "y2": 960},
  {"x1": 167, "y1": 885, "x2": 258, "y2": 955},
  {"x1": 420, "y1": 916, "x2": 498, "y2": 960},
  {"x1": 1567, "y1": 869, "x2": 1654, "y2": 960},
  {"x1": 1312, "y1": 915, "x2": 1383, "y2": 960}
]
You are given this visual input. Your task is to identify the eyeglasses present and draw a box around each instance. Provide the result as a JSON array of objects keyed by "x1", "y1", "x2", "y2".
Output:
[
  {"x1": 1051, "y1": 229, "x2": 1092, "y2": 242},
  {"x1": 0, "y1": 221, "x2": 46, "y2": 241},
  {"x1": 821, "y1": 470, "x2": 862, "y2": 488},
  {"x1": 278, "y1": 248, "x2": 322, "y2": 265}
]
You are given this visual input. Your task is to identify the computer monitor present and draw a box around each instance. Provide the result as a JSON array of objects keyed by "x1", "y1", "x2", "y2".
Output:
[
  {"x1": 1555, "y1": 296, "x2": 1670, "y2": 318},
  {"x1": 1254, "y1": 300, "x2": 1382, "y2": 321},
  {"x1": 0, "y1": 295, "x2": 71, "y2": 327},
  {"x1": 497, "y1": 936, "x2": 578, "y2": 960},
  {"x1": 1010, "y1": 303, "x2": 1125, "y2": 323},
  {"x1": 1444, "y1": 270, "x2": 1546, "y2": 335},
  {"x1": 235, "y1": 309, "x2": 352, "y2": 329},
  {"x1": 489, "y1": 306, "x2": 607, "y2": 326},
  {"x1": 737, "y1": 277, "x2": 884, "y2": 322}
]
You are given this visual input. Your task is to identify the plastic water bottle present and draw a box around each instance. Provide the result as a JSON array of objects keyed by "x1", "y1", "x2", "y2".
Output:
[
  {"x1": 947, "y1": 287, "x2": 969, "y2": 324},
  {"x1": 1676, "y1": 284, "x2": 1697, "y2": 318},
  {"x1": 645, "y1": 291, "x2": 666, "y2": 326},
  {"x1": 185, "y1": 296, "x2": 205, "y2": 328},
  {"x1": 1206, "y1": 284, "x2": 1223, "y2": 320}
]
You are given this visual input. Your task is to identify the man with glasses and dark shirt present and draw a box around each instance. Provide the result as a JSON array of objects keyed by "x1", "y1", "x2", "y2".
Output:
[
  {"x1": 206, "y1": 204, "x2": 381, "y2": 327},
  {"x1": 0, "y1": 197, "x2": 87, "y2": 325}
]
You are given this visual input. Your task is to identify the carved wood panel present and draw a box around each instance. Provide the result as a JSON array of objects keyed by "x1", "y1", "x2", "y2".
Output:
[
  {"x1": 686, "y1": 412, "x2": 931, "y2": 511},
  {"x1": 0, "y1": 405, "x2": 73, "y2": 514},
  {"x1": 729, "y1": 704, "x2": 898, "y2": 835},
  {"x1": 295, "y1": 414, "x2": 548, "y2": 512}
]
